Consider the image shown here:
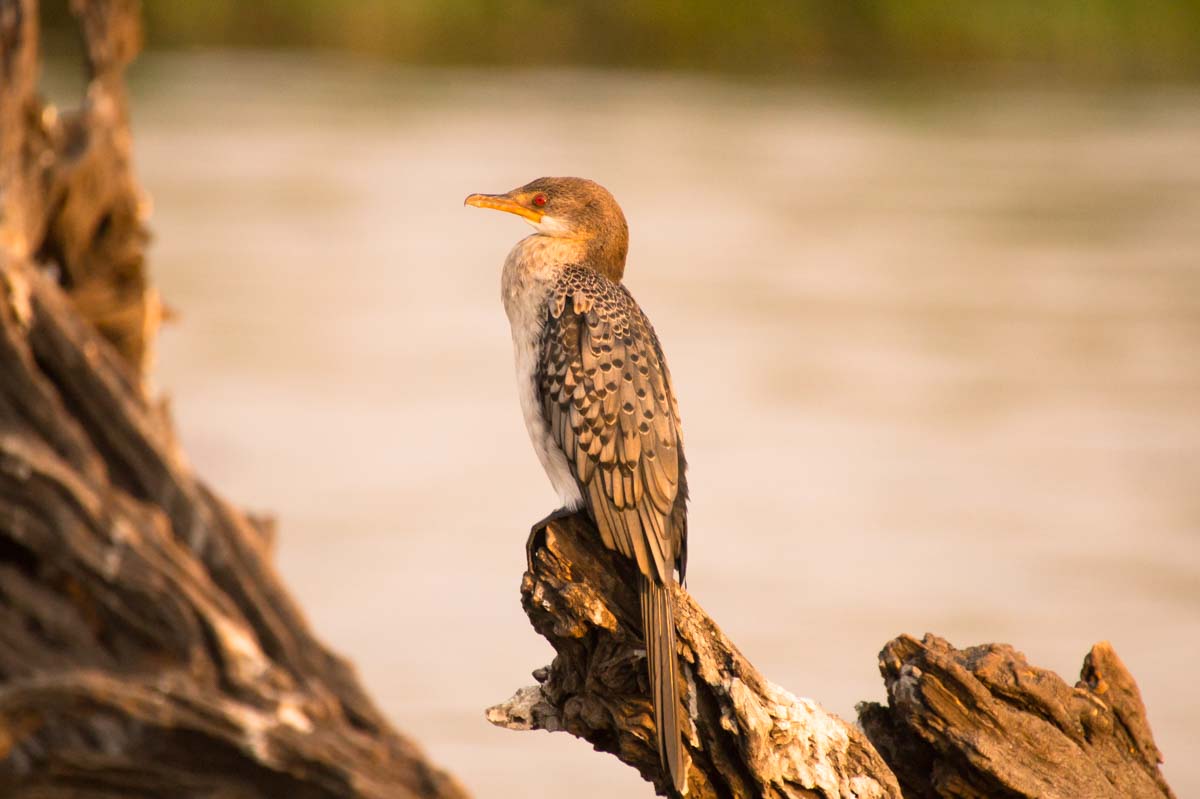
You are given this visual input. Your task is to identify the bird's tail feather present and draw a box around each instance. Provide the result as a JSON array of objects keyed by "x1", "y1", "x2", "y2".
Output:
[{"x1": 639, "y1": 574, "x2": 688, "y2": 794}]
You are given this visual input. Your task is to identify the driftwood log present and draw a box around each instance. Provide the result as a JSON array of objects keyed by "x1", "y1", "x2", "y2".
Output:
[
  {"x1": 0, "y1": 258, "x2": 467, "y2": 799},
  {"x1": 488, "y1": 514, "x2": 1177, "y2": 799},
  {"x1": 0, "y1": 1, "x2": 466, "y2": 797},
  {"x1": 1, "y1": 1, "x2": 1178, "y2": 798}
]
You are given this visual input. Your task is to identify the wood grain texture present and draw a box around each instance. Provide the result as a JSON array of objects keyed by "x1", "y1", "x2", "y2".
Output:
[
  {"x1": 859, "y1": 635, "x2": 1176, "y2": 799},
  {"x1": 0, "y1": 2, "x2": 466, "y2": 797},
  {"x1": 0, "y1": 259, "x2": 467, "y2": 798},
  {"x1": 492, "y1": 513, "x2": 1177, "y2": 799},
  {"x1": 490, "y1": 514, "x2": 900, "y2": 799}
]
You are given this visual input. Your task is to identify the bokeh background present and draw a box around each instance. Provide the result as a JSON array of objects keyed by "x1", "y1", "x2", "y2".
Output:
[{"x1": 43, "y1": 3, "x2": 1200, "y2": 797}]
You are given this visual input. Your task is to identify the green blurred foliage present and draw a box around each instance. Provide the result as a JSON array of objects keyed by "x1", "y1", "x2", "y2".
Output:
[{"x1": 45, "y1": 0, "x2": 1200, "y2": 80}]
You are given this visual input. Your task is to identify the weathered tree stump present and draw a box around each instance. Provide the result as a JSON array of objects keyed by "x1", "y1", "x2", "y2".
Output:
[
  {"x1": 0, "y1": 2, "x2": 466, "y2": 797},
  {"x1": 489, "y1": 514, "x2": 1176, "y2": 799},
  {"x1": 858, "y1": 634, "x2": 1175, "y2": 799}
]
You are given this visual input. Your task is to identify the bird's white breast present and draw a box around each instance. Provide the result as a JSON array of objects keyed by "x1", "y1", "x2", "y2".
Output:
[{"x1": 501, "y1": 236, "x2": 584, "y2": 511}]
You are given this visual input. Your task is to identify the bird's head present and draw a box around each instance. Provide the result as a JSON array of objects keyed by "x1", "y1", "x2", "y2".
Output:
[{"x1": 465, "y1": 176, "x2": 629, "y2": 282}]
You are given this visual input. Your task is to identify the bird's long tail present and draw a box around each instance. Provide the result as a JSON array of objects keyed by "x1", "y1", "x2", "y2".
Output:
[{"x1": 639, "y1": 574, "x2": 687, "y2": 794}]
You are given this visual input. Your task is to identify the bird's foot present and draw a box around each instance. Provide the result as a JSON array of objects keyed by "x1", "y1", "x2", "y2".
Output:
[{"x1": 527, "y1": 506, "x2": 577, "y2": 572}]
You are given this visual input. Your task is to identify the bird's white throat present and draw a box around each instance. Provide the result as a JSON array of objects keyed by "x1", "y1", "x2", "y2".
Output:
[
  {"x1": 525, "y1": 214, "x2": 574, "y2": 237},
  {"x1": 500, "y1": 236, "x2": 585, "y2": 511}
]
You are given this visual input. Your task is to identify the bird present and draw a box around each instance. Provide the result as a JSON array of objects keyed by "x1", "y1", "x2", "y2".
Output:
[{"x1": 466, "y1": 177, "x2": 690, "y2": 793}]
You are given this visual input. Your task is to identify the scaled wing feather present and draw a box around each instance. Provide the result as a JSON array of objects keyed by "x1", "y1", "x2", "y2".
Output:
[{"x1": 536, "y1": 267, "x2": 684, "y2": 583}]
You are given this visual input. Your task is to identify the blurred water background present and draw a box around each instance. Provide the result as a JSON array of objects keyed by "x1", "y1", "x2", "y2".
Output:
[{"x1": 39, "y1": 3, "x2": 1200, "y2": 797}]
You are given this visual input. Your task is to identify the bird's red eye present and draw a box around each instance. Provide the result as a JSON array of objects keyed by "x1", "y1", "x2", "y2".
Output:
[{"x1": 532, "y1": 193, "x2": 547, "y2": 207}]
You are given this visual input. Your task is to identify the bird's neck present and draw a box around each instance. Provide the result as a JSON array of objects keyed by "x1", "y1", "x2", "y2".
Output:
[
  {"x1": 503, "y1": 234, "x2": 620, "y2": 328},
  {"x1": 502, "y1": 236, "x2": 573, "y2": 325},
  {"x1": 506, "y1": 234, "x2": 587, "y2": 285},
  {"x1": 507, "y1": 232, "x2": 626, "y2": 284},
  {"x1": 584, "y1": 233, "x2": 627, "y2": 283}
]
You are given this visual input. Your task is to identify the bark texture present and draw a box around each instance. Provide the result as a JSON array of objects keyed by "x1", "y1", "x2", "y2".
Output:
[
  {"x1": 2, "y1": 0, "x2": 156, "y2": 374},
  {"x1": 858, "y1": 634, "x2": 1177, "y2": 799},
  {"x1": 0, "y1": 2, "x2": 466, "y2": 797},
  {"x1": 490, "y1": 513, "x2": 1177, "y2": 799},
  {"x1": 489, "y1": 515, "x2": 901, "y2": 799}
]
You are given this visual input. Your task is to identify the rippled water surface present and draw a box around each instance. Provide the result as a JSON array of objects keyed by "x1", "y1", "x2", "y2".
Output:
[{"x1": 120, "y1": 54, "x2": 1199, "y2": 797}]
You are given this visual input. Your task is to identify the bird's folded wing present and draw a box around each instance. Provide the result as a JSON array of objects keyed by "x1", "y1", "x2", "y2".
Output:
[{"x1": 538, "y1": 267, "x2": 682, "y2": 583}]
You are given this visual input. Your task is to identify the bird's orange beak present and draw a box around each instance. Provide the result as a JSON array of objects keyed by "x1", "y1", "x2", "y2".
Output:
[{"x1": 464, "y1": 192, "x2": 544, "y2": 224}]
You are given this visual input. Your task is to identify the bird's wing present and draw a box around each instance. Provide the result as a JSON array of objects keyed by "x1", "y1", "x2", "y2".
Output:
[{"x1": 538, "y1": 266, "x2": 684, "y2": 583}]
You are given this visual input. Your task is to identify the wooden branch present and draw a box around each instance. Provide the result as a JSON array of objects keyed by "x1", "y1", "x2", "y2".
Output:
[
  {"x1": 488, "y1": 514, "x2": 900, "y2": 799},
  {"x1": 0, "y1": 1, "x2": 467, "y2": 796},
  {"x1": 859, "y1": 635, "x2": 1176, "y2": 799},
  {"x1": 491, "y1": 514, "x2": 1177, "y2": 799}
]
